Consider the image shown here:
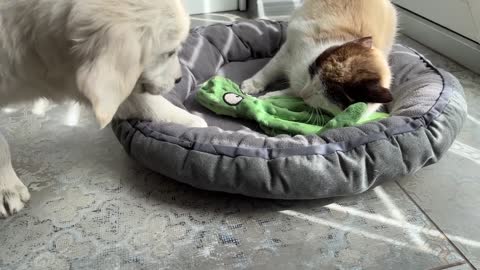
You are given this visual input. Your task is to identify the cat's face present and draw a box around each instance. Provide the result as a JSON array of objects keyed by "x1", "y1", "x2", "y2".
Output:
[{"x1": 299, "y1": 37, "x2": 393, "y2": 114}]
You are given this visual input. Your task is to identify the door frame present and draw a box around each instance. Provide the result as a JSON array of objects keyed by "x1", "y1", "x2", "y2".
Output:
[{"x1": 185, "y1": 0, "x2": 246, "y2": 15}]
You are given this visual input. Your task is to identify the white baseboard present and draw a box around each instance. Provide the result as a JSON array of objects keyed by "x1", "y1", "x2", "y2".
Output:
[{"x1": 396, "y1": 6, "x2": 480, "y2": 74}]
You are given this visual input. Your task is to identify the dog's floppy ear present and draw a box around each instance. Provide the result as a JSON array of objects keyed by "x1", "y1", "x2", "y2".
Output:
[{"x1": 76, "y1": 26, "x2": 143, "y2": 128}]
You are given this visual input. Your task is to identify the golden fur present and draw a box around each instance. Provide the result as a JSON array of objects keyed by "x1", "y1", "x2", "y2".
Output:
[
  {"x1": 242, "y1": 0, "x2": 398, "y2": 114},
  {"x1": 302, "y1": 0, "x2": 397, "y2": 55},
  {"x1": 316, "y1": 39, "x2": 393, "y2": 102},
  {"x1": 0, "y1": 0, "x2": 207, "y2": 218}
]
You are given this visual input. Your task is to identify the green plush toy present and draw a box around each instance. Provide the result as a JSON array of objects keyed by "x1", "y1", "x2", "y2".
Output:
[{"x1": 196, "y1": 76, "x2": 389, "y2": 136}]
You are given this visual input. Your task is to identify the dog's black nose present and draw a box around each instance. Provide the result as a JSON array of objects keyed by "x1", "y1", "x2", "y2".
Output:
[{"x1": 175, "y1": 77, "x2": 182, "y2": 84}]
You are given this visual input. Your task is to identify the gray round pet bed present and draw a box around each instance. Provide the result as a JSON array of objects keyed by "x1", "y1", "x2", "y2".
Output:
[{"x1": 112, "y1": 20, "x2": 467, "y2": 200}]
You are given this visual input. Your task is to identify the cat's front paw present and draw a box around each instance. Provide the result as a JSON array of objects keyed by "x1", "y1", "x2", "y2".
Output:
[
  {"x1": 241, "y1": 78, "x2": 266, "y2": 95},
  {"x1": 259, "y1": 88, "x2": 293, "y2": 99}
]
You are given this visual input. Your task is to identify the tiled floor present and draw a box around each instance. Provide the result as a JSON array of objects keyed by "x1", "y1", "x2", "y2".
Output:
[
  {"x1": 396, "y1": 35, "x2": 480, "y2": 268},
  {"x1": 190, "y1": 17, "x2": 480, "y2": 266},
  {"x1": 193, "y1": 14, "x2": 480, "y2": 268},
  {"x1": 0, "y1": 12, "x2": 479, "y2": 270}
]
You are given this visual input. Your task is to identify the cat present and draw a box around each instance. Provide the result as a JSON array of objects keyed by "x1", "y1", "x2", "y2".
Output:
[{"x1": 242, "y1": 0, "x2": 398, "y2": 115}]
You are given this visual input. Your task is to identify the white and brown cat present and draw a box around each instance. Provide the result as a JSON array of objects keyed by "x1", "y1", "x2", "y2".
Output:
[{"x1": 242, "y1": 0, "x2": 398, "y2": 115}]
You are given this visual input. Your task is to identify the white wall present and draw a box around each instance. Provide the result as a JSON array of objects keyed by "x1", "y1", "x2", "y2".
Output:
[{"x1": 396, "y1": 7, "x2": 480, "y2": 74}]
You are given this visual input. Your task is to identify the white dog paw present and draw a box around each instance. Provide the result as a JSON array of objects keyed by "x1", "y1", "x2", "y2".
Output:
[
  {"x1": 0, "y1": 176, "x2": 30, "y2": 218},
  {"x1": 182, "y1": 114, "x2": 208, "y2": 128},
  {"x1": 241, "y1": 78, "x2": 266, "y2": 94}
]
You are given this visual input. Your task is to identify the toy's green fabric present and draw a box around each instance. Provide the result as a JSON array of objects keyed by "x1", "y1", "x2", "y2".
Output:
[{"x1": 196, "y1": 76, "x2": 389, "y2": 136}]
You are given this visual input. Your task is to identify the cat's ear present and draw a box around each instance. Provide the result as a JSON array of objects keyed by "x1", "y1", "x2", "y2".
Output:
[
  {"x1": 345, "y1": 79, "x2": 393, "y2": 103},
  {"x1": 353, "y1": 37, "x2": 374, "y2": 49},
  {"x1": 364, "y1": 83, "x2": 393, "y2": 103}
]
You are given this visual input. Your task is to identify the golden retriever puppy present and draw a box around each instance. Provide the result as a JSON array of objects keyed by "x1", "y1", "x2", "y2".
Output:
[{"x1": 0, "y1": 0, "x2": 207, "y2": 217}]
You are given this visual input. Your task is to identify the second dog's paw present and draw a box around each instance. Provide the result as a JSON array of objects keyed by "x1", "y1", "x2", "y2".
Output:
[
  {"x1": 241, "y1": 78, "x2": 266, "y2": 95},
  {"x1": 0, "y1": 175, "x2": 30, "y2": 218},
  {"x1": 183, "y1": 114, "x2": 208, "y2": 128}
]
